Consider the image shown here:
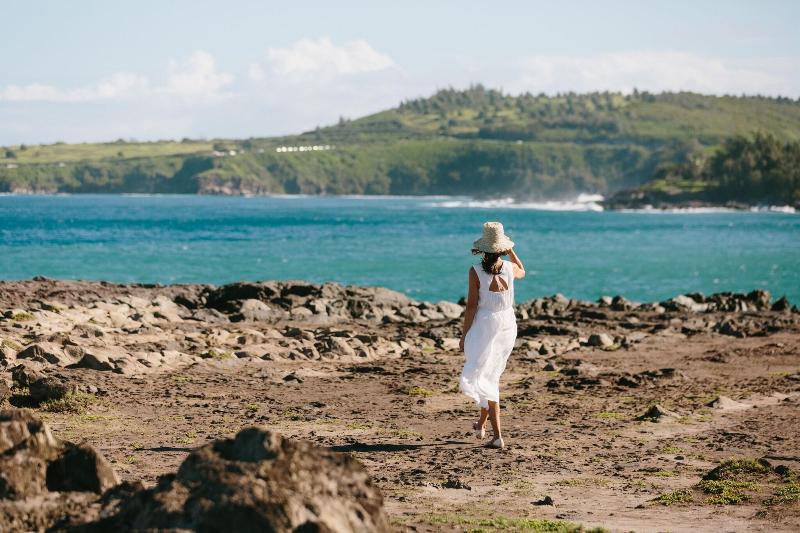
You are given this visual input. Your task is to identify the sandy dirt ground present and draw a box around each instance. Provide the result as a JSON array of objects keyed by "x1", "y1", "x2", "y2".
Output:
[{"x1": 1, "y1": 280, "x2": 799, "y2": 532}]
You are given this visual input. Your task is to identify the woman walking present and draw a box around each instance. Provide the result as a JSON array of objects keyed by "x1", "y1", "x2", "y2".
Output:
[{"x1": 459, "y1": 222, "x2": 525, "y2": 448}]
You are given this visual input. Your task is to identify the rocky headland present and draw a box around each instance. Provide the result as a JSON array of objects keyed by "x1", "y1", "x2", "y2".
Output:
[{"x1": 0, "y1": 279, "x2": 799, "y2": 531}]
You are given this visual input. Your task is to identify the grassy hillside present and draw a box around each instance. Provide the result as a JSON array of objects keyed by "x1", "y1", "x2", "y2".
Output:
[{"x1": 2, "y1": 86, "x2": 800, "y2": 200}]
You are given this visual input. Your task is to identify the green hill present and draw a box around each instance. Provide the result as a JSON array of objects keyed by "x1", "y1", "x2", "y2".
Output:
[{"x1": 2, "y1": 86, "x2": 800, "y2": 202}]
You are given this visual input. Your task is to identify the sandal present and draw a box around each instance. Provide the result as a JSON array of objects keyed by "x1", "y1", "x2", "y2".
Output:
[{"x1": 486, "y1": 436, "x2": 505, "y2": 449}]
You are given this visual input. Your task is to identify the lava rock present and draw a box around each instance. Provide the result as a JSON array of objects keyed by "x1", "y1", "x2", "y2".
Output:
[{"x1": 88, "y1": 426, "x2": 390, "y2": 532}]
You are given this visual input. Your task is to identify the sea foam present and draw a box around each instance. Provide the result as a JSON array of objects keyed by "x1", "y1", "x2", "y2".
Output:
[{"x1": 426, "y1": 194, "x2": 605, "y2": 212}]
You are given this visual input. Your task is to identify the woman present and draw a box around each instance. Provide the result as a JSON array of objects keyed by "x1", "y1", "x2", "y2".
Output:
[{"x1": 459, "y1": 221, "x2": 525, "y2": 449}]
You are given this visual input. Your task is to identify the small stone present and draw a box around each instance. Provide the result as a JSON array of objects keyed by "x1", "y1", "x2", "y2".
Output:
[
  {"x1": 442, "y1": 476, "x2": 471, "y2": 490},
  {"x1": 587, "y1": 333, "x2": 614, "y2": 348},
  {"x1": 636, "y1": 404, "x2": 679, "y2": 422},
  {"x1": 707, "y1": 396, "x2": 751, "y2": 410}
]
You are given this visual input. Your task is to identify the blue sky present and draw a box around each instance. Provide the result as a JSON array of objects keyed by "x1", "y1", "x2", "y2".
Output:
[{"x1": 2, "y1": 0, "x2": 799, "y2": 144}]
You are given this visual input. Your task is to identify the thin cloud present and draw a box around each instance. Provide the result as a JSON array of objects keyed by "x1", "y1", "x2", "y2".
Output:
[
  {"x1": 509, "y1": 51, "x2": 799, "y2": 97},
  {"x1": 0, "y1": 51, "x2": 233, "y2": 103},
  {"x1": 0, "y1": 72, "x2": 149, "y2": 102},
  {"x1": 160, "y1": 51, "x2": 234, "y2": 99},
  {"x1": 262, "y1": 37, "x2": 394, "y2": 80}
]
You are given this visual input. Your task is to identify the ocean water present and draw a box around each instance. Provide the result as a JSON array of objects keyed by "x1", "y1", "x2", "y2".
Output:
[{"x1": 1, "y1": 194, "x2": 798, "y2": 305}]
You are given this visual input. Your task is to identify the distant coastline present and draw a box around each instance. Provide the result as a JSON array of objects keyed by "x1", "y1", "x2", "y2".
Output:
[
  {"x1": 3, "y1": 89, "x2": 800, "y2": 206},
  {"x1": 1, "y1": 190, "x2": 797, "y2": 214}
]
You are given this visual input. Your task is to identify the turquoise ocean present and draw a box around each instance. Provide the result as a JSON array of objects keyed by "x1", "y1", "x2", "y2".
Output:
[{"x1": 1, "y1": 194, "x2": 798, "y2": 304}]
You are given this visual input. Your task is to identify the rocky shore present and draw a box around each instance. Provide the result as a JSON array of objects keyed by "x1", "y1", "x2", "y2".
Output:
[{"x1": 1, "y1": 279, "x2": 799, "y2": 531}]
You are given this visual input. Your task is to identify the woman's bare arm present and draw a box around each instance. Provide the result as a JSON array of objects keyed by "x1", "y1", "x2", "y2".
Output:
[
  {"x1": 507, "y1": 248, "x2": 525, "y2": 279},
  {"x1": 459, "y1": 267, "x2": 479, "y2": 351}
]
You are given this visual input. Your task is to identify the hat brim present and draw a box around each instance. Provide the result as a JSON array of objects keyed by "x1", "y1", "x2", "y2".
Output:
[{"x1": 472, "y1": 236, "x2": 514, "y2": 253}]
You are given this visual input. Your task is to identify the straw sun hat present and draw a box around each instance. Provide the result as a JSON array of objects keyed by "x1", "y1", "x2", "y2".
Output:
[{"x1": 472, "y1": 221, "x2": 514, "y2": 254}]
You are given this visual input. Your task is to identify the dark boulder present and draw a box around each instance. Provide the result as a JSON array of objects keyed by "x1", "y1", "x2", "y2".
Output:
[
  {"x1": 0, "y1": 409, "x2": 118, "y2": 501},
  {"x1": 88, "y1": 426, "x2": 389, "y2": 532},
  {"x1": 46, "y1": 443, "x2": 119, "y2": 494},
  {"x1": 203, "y1": 281, "x2": 282, "y2": 311},
  {"x1": 771, "y1": 296, "x2": 792, "y2": 312},
  {"x1": 29, "y1": 375, "x2": 77, "y2": 403}
]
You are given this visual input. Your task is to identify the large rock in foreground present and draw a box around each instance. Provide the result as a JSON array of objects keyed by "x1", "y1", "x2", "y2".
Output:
[
  {"x1": 86, "y1": 426, "x2": 390, "y2": 532},
  {"x1": 0, "y1": 409, "x2": 119, "y2": 500},
  {"x1": 0, "y1": 410, "x2": 389, "y2": 532},
  {"x1": 0, "y1": 409, "x2": 120, "y2": 532}
]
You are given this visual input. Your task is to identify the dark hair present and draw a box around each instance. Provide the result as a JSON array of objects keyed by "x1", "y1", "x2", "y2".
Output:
[{"x1": 472, "y1": 249, "x2": 507, "y2": 274}]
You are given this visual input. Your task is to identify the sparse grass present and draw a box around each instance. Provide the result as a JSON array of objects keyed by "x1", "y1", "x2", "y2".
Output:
[
  {"x1": 661, "y1": 446, "x2": 685, "y2": 454},
  {"x1": 1, "y1": 339, "x2": 23, "y2": 351},
  {"x1": 655, "y1": 489, "x2": 694, "y2": 505},
  {"x1": 175, "y1": 431, "x2": 197, "y2": 444},
  {"x1": 347, "y1": 421, "x2": 372, "y2": 430},
  {"x1": 245, "y1": 403, "x2": 259, "y2": 413},
  {"x1": 553, "y1": 477, "x2": 609, "y2": 488},
  {"x1": 407, "y1": 386, "x2": 435, "y2": 397},
  {"x1": 705, "y1": 458, "x2": 769, "y2": 481},
  {"x1": 171, "y1": 375, "x2": 191, "y2": 384},
  {"x1": 202, "y1": 349, "x2": 234, "y2": 360},
  {"x1": 699, "y1": 479, "x2": 757, "y2": 505},
  {"x1": 10, "y1": 312, "x2": 35, "y2": 321},
  {"x1": 419, "y1": 513, "x2": 606, "y2": 532},
  {"x1": 283, "y1": 409, "x2": 304, "y2": 421},
  {"x1": 124, "y1": 455, "x2": 138, "y2": 464},
  {"x1": 39, "y1": 392, "x2": 96, "y2": 414},
  {"x1": 594, "y1": 411, "x2": 625, "y2": 420},
  {"x1": 77, "y1": 414, "x2": 107, "y2": 422},
  {"x1": 763, "y1": 483, "x2": 800, "y2": 506}
]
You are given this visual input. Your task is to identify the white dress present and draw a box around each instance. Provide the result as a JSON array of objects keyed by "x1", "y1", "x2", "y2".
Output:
[{"x1": 460, "y1": 259, "x2": 517, "y2": 408}]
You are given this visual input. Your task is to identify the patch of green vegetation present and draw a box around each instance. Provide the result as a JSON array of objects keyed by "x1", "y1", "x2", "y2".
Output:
[
  {"x1": 704, "y1": 458, "x2": 769, "y2": 481},
  {"x1": 763, "y1": 483, "x2": 800, "y2": 506},
  {"x1": 655, "y1": 489, "x2": 694, "y2": 505},
  {"x1": 10, "y1": 312, "x2": 35, "y2": 322},
  {"x1": 171, "y1": 374, "x2": 191, "y2": 384},
  {"x1": 594, "y1": 411, "x2": 625, "y2": 420},
  {"x1": 407, "y1": 386, "x2": 435, "y2": 397},
  {"x1": 175, "y1": 431, "x2": 197, "y2": 444},
  {"x1": 39, "y1": 392, "x2": 96, "y2": 414},
  {"x1": 1, "y1": 339, "x2": 23, "y2": 351},
  {"x1": 699, "y1": 479, "x2": 757, "y2": 505},
  {"x1": 661, "y1": 446, "x2": 685, "y2": 454},
  {"x1": 77, "y1": 414, "x2": 107, "y2": 422},
  {"x1": 245, "y1": 403, "x2": 259, "y2": 413},
  {"x1": 553, "y1": 477, "x2": 609, "y2": 488},
  {"x1": 283, "y1": 409, "x2": 305, "y2": 421},
  {"x1": 420, "y1": 513, "x2": 606, "y2": 532},
  {"x1": 202, "y1": 349, "x2": 234, "y2": 360},
  {"x1": 346, "y1": 421, "x2": 372, "y2": 430},
  {"x1": 124, "y1": 455, "x2": 138, "y2": 464}
]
